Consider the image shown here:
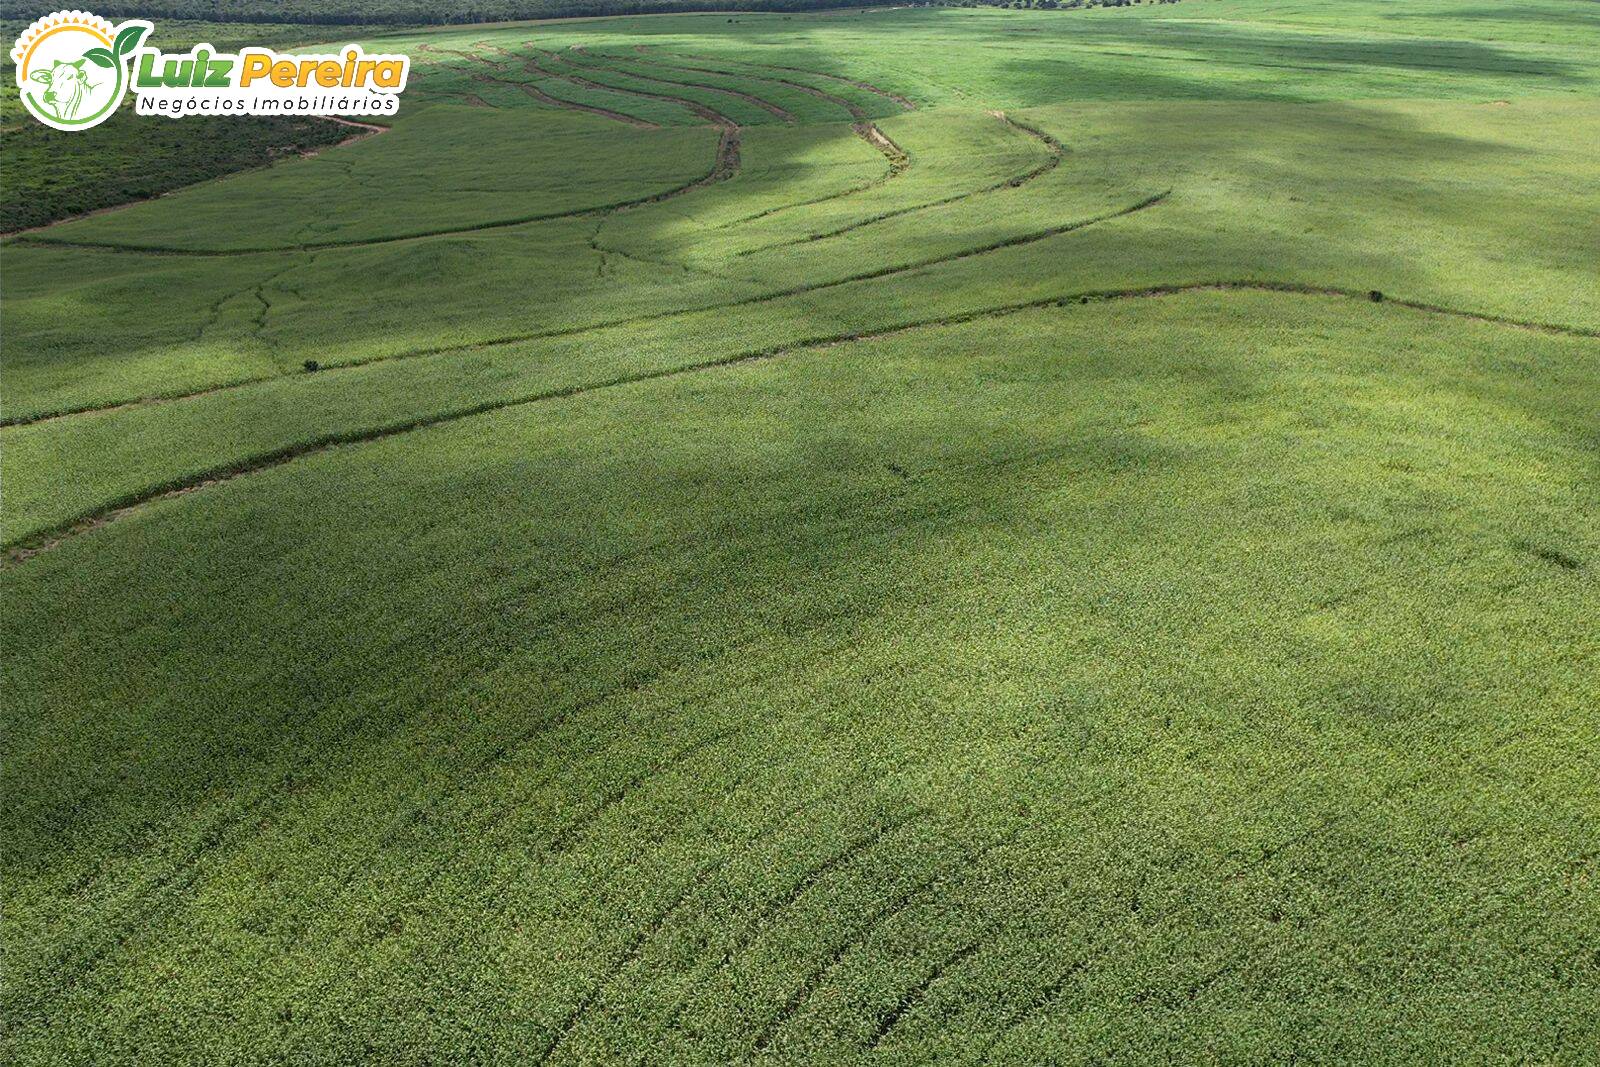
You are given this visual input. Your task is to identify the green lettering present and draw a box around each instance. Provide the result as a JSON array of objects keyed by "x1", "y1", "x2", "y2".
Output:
[{"x1": 134, "y1": 51, "x2": 158, "y2": 88}]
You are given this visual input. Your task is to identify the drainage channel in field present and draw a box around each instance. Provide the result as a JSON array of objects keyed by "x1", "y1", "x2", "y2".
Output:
[{"x1": 9, "y1": 277, "x2": 1594, "y2": 566}]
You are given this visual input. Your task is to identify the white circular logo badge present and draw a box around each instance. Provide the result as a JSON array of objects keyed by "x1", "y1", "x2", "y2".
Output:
[{"x1": 12, "y1": 11, "x2": 150, "y2": 131}]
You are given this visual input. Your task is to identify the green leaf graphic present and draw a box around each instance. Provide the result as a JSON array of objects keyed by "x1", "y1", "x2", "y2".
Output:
[
  {"x1": 112, "y1": 25, "x2": 147, "y2": 58},
  {"x1": 82, "y1": 47, "x2": 115, "y2": 68}
]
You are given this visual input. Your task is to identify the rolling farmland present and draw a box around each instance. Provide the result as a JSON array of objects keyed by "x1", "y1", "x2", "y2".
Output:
[{"x1": 3, "y1": 1, "x2": 1598, "y2": 1061}]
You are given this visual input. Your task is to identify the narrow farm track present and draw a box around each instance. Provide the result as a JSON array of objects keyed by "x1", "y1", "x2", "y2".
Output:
[
  {"x1": 305, "y1": 116, "x2": 391, "y2": 147},
  {"x1": 4, "y1": 49, "x2": 908, "y2": 258},
  {"x1": 640, "y1": 51, "x2": 915, "y2": 206},
  {"x1": 7, "y1": 46, "x2": 753, "y2": 259},
  {"x1": 856, "y1": 121, "x2": 910, "y2": 174},
  {"x1": 574, "y1": 51, "x2": 798, "y2": 124},
  {"x1": 586, "y1": 134, "x2": 748, "y2": 278},
  {"x1": 9, "y1": 280, "x2": 1593, "y2": 565},
  {"x1": 6, "y1": 123, "x2": 739, "y2": 258},
  {"x1": 675, "y1": 52, "x2": 918, "y2": 112},
  {"x1": 644, "y1": 51, "x2": 915, "y2": 218},
  {"x1": 612, "y1": 43, "x2": 915, "y2": 201},
  {"x1": 714, "y1": 119, "x2": 908, "y2": 227},
  {"x1": 4, "y1": 190, "x2": 1162, "y2": 428},
  {"x1": 414, "y1": 44, "x2": 511, "y2": 107},
  {"x1": 417, "y1": 42, "x2": 497, "y2": 67},
  {"x1": 431, "y1": 45, "x2": 661, "y2": 128},
  {"x1": 710, "y1": 117, "x2": 909, "y2": 227},
  {"x1": 489, "y1": 71, "x2": 658, "y2": 127},
  {"x1": 651, "y1": 54, "x2": 870, "y2": 121},
  {"x1": 458, "y1": 45, "x2": 660, "y2": 127},
  {"x1": 736, "y1": 109, "x2": 1060, "y2": 251},
  {"x1": 12, "y1": 14, "x2": 1600, "y2": 1061},
  {"x1": 472, "y1": 65, "x2": 657, "y2": 126},
  {"x1": 5, "y1": 175, "x2": 718, "y2": 255},
  {"x1": 20, "y1": 175, "x2": 1600, "y2": 431},
  {"x1": 526, "y1": 48, "x2": 742, "y2": 131}
]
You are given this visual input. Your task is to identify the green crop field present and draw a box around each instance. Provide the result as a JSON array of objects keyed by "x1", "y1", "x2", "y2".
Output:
[{"x1": 3, "y1": 1, "x2": 1597, "y2": 1062}]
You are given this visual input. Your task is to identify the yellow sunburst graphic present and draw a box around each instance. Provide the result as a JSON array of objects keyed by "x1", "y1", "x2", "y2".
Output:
[{"x1": 11, "y1": 10, "x2": 115, "y2": 69}]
